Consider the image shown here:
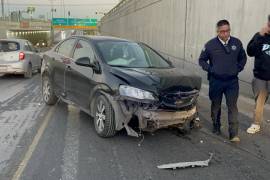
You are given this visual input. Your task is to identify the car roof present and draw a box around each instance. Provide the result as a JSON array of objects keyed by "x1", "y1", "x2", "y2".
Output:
[
  {"x1": 71, "y1": 35, "x2": 131, "y2": 42},
  {"x1": 0, "y1": 38, "x2": 28, "y2": 43}
]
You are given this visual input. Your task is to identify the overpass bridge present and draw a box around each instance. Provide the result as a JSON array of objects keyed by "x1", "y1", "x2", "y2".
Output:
[
  {"x1": 0, "y1": 20, "x2": 98, "y2": 46},
  {"x1": 0, "y1": 20, "x2": 51, "y2": 37},
  {"x1": 0, "y1": 20, "x2": 52, "y2": 46}
]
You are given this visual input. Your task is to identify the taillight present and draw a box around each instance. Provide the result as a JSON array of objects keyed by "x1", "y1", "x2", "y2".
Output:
[{"x1": 19, "y1": 52, "x2": 25, "y2": 61}]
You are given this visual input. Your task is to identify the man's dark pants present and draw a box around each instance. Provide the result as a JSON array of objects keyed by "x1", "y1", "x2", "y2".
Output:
[{"x1": 209, "y1": 77, "x2": 239, "y2": 139}]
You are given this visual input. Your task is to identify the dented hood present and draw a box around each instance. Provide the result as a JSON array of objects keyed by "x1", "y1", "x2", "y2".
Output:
[{"x1": 110, "y1": 67, "x2": 202, "y2": 95}]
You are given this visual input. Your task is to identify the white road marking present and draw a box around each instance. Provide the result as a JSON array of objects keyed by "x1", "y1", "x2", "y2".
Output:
[
  {"x1": 11, "y1": 106, "x2": 55, "y2": 180},
  {"x1": 61, "y1": 105, "x2": 80, "y2": 180}
]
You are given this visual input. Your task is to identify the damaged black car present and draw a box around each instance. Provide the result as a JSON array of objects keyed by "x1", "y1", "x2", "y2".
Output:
[{"x1": 41, "y1": 36, "x2": 202, "y2": 137}]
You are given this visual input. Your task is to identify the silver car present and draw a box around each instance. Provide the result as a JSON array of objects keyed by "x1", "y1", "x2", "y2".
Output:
[{"x1": 0, "y1": 39, "x2": 42, "y2": 78}]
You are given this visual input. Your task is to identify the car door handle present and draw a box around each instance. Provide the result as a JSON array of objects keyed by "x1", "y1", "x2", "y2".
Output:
[
  {"x1": 61, "y1": 57, "x2": 71, "y2": 64},
  {"x1": 66, "y1": 65, "x2": 72, "y2": 71}
]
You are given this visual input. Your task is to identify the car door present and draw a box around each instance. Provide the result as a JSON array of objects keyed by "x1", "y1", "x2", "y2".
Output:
[
  {"x1": 53, "y1": 38, "x2": 77, "y2": 96},
  {"x1": 65, "y1": 39, "x2": 95, "y2": 110},
  {"x1": 23, "y1": 42, "x2": 35, "y2": 66},
  {"x1": 27, "y1": 41, "x2": 41, "y2": 70}
]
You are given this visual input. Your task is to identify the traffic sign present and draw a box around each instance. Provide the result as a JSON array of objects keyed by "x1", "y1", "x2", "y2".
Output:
[{"x1": 52, "y1": 18, "x2": 97, "y2": 29}]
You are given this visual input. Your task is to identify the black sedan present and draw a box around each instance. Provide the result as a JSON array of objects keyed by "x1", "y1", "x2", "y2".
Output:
[{"x1": 41, "y1": 36, "x2": 202, "y2": 137}]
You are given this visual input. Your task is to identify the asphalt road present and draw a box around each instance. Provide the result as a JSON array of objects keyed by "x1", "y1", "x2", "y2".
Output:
[{"x1": 1, "y1": 73, "x2": 270, "y2": 180}]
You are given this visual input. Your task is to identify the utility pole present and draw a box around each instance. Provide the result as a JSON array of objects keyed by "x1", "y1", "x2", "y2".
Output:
[
  {"x1": 49, "y1": 0, "x2": 56, "y2": 45},
  {"x1": 62, "y1": 0, "x2": 66, "y2": 18},
  {"x1": 6, "y1": 0, "x2": 10, "y2": 22},
  {"x1": 1, "y1": 0, "x2": 4, "y2": 19}
]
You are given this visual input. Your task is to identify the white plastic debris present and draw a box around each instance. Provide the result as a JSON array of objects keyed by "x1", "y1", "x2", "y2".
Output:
[{"x1": 157, "y1": 153, "x2": 213, "y2": 170}]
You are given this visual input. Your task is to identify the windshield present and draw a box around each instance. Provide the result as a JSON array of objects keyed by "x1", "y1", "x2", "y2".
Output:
[
  {"x1": 95, "y1": 41, "x2": 171, "y2": 68},
  {"x1": 0, "y1": 41, "x2": 20, "y2": 52}
]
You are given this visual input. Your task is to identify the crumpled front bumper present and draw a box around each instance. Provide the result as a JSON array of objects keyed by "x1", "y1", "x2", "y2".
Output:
[
  {"x1": 136, "y1": 106, "x2": 197, "y2": 132},
  {"x1": 108, "y1": 93, "x2": 198, "y2": 137}
]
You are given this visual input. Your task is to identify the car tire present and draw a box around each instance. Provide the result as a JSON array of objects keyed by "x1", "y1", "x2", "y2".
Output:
[
  {"x1": 38, "y1": 60, "x2": 42, "y2": 73},
  {"x1": 94, "y1": 94, "x2": 116, "y2": 138},
  {"x1": 24, "y1": 64, "x2": 32, "y2": 78},
  {"x1": 42, "y1": 75, "x2": 57, "y2": 105}
]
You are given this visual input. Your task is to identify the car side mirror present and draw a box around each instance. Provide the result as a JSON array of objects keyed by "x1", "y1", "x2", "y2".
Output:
[
  {"x1": 75, "y1": 57, "x2": 101, "y2": 73},
  {"x1": 32, "y1": 47, "x2": 40, "y2": 53},
  {"x1": 75, "y1": 57, "x2": 92, "y2": 67}
]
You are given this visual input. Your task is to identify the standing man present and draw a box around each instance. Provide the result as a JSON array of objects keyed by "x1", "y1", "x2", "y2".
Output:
[
  {"x1": 199, "y1": 20, "x2": 247, "y2": 142},
  {"x1": 246, "y1": 15, "x2": 270, "y2": 134}
]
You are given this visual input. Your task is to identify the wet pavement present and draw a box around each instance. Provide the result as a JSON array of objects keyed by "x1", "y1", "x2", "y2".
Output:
[{"x1": 0, "y1": 73, "x2": 270, "y2": 180}]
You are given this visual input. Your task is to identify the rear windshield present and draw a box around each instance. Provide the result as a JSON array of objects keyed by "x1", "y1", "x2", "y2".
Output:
[{"x1": 0, "y1": 41, "x2": 20, "y2": 52}]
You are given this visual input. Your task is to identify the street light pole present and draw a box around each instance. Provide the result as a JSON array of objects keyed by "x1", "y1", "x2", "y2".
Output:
[
  {"x1": 1, "y1": 0, "x2": 4, "y2": 19},
  {"x1": 49, "y1": 0, "x2": 56, "y2": 46},
  {"x1": 63, "y1": 0, "x2": 66, "y2": 18},
  {"x1": 67, "y1": 10, "x2": 70, "y2": 25}
]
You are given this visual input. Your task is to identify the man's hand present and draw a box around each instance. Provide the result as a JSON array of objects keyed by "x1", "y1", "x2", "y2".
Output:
[{"x1": 259, "y1": 26, "x2": 270, "y2": 36}]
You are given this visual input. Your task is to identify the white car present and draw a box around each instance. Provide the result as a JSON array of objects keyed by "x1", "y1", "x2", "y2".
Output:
[{"x1": 0, "y1": 39, "x2": 42, "y2": 78}]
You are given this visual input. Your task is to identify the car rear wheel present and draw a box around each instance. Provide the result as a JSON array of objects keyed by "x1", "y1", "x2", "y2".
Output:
[
  {"x1": 42, "y1": 75, "x2": 57, "y2": 105},
  {"x1": 24, "y1": 64, "x2": 32, "y2": 78},
  {"x1": 94, "y1": 95, "x2": 116, "y2": 137}
]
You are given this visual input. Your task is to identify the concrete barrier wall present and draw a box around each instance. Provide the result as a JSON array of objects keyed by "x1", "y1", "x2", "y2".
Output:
[{"x1": 100, "y1": 0, "x2": 270, "y2": 97}]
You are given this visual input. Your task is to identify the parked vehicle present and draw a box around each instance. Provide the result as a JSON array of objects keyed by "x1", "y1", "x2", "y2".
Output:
[
  {"x1": 35, "y1": 40, "x2": 47, "y2": 48},
  {"x1": 41, "y1": 36, "x2": 202, "y2": 137},
  {"x1": 0, "y1": 39, "x2": 42, "y2": 78}
]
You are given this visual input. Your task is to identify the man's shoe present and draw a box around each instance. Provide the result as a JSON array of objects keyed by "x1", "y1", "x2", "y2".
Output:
[
  {"x1": 230, "y1": 136, "x2": 240, "y2": 143},
  {"x1": 247, "y1": 124, "x2": 260, "y2": 134}
]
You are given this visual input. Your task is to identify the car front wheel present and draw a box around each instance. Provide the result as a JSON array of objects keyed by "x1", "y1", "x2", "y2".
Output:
[{"x1": 94, "y1": 94, "x2": 116, "y2": 137}]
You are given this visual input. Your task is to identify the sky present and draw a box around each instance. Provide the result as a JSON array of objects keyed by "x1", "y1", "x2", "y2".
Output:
[{"x1": 2, "y1": 0, "x2": 120, "y2": 19}]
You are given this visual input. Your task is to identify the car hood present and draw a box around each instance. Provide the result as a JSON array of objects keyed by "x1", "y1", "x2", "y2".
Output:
[{"x1": 110, "y1": 67, "x2": 202, "y2": 95}]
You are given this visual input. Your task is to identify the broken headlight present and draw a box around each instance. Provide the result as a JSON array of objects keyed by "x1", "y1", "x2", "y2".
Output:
[{"x1": 119, "y1": 85, "x2": 156, "y2": 101}]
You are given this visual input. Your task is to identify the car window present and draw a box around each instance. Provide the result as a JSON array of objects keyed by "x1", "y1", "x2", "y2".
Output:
[
  {"x1": 24, "y1": 42, "x2": 32, "y2": 51},
  {"x1": 95, "y1": 41, "x2": 171, "y2": 68},
  {"x1": 73, "y1": 40, "x2": 94, "y2": 60},
  {"x1": 58, "y1": 39, "x2": 77, "y2": 57},
  {"x1": 0, "y1": 41, "x2": 20, "y2": 52},
  {"x1": 27, "y1": 41, "x2": 35, "y2": 51}
]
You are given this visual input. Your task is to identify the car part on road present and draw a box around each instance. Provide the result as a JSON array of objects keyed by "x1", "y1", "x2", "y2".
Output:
[{"x1": 157, "y1": 153, "x2": 214, "y2": 170}]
